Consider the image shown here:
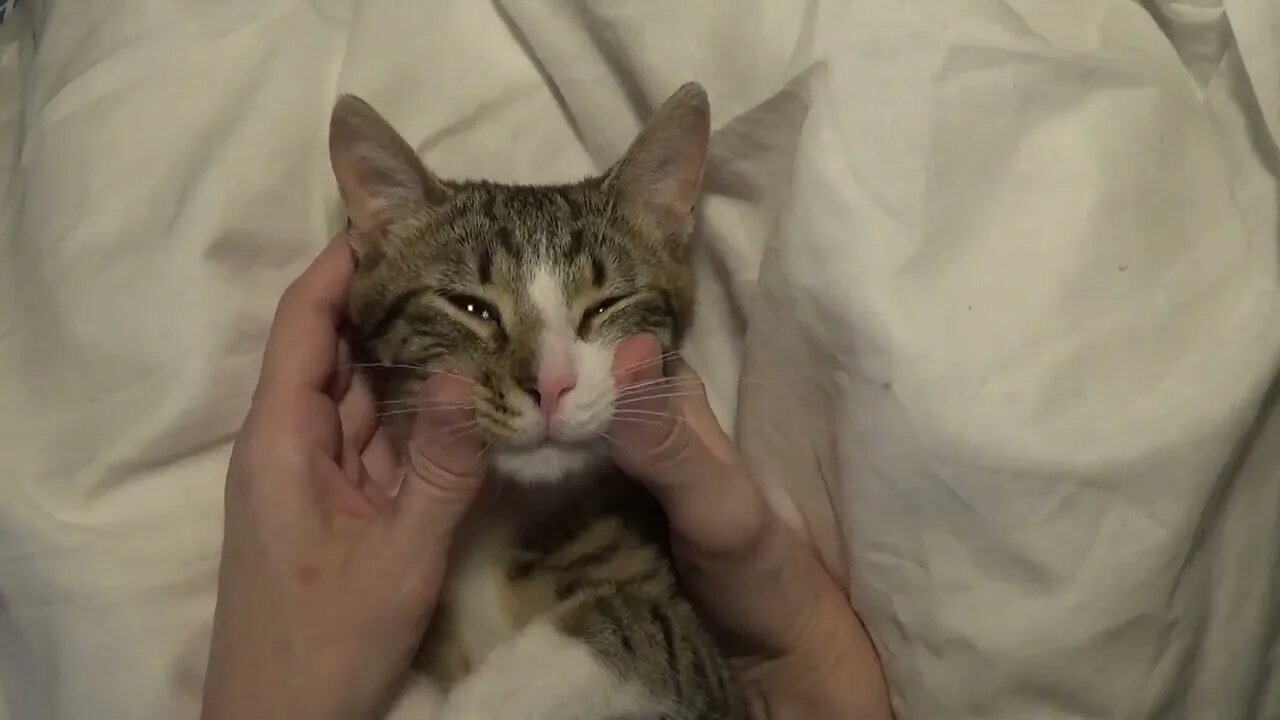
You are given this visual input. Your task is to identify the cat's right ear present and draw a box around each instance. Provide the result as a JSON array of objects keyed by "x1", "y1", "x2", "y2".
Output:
[
  {"x1": 329, "y1": 94, "x2": 448, "y2": 244},
  {"x1": 607, "y1": 83, "x2": 710, "y2": 248}
]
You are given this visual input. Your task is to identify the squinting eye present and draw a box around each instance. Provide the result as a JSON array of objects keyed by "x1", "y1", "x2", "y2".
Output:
[
  {"x1": 578, "y1": 295, "x2": 630, "y2": 336},
  {"x1": 585, "y1": 295, "x2": 627, "y2": 318},
  {"x1": 446, "y1": 294, "x2": 501, "y2": 324}
]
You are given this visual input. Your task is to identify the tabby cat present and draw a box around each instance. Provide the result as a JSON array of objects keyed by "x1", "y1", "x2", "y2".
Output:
[{"x1": 328, "y1": 83, "x2": 747, "y2": 720}]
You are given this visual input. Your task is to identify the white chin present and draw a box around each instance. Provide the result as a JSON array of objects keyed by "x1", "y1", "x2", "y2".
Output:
[{"x1": 490, "y1": 442, "x2": 608, "y2": 484}]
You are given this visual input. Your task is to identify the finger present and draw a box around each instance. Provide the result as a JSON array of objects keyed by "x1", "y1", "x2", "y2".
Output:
[
  {"x1": 292, "y1": 390, "x2": 345, "y2": 463},
  {"x1": 361, "y1": 426, "x2": 400, "y2": 493},
  {"x1": 680, "y1": 514, "x2": 831, "y2": 659},
  {"x1": 610, "y1": 336, "x2": 770, "y2": 559},
  {"x1": 392, "y1": 373, "x2": 487, "y2": 546},
  {"x1": 610, "y1": 335, "x2": 737, "y2": 490},
  {"x1": 353, "y1": 458, "x2": 396, "y2": 515},
  {"x1": 609, "y1": 333, "x2": 677, "y2": 450},
  {"x1": 327, "y1": 337, "x2": 355, "y2": 402},
  {"x1": 258, "y1": 235, "x2": 354, "y2": 401},
  {"x1": 310, "y1": 452, "x2": 382, "y2": 519},
  {"x1": 337, "y1": 370, "x2": 379, "y2": 452}
]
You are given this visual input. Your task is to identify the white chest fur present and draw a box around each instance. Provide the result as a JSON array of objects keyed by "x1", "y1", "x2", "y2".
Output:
[
  {"x1": 437, "y1": 479, "x2": 595, "y2": 671},
  {"x1": 441, "y1": 519, "x2": 520, "y2": 666},
  {"x1": 431, "y1": 482, "x2": 670, "y2": 720}
]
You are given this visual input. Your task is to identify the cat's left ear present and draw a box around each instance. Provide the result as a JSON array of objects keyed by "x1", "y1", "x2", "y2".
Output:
[
  {"x1": 329, "y1": 94, "x2": 449, "y2": 242},
  {"x1": 608, "y1": 82, "x2": 710, "y2": 247}
]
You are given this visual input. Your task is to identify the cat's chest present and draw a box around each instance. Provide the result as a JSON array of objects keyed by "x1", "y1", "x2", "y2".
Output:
[
  {"x1": 431, "y1": 478, "x2": 665, "y2": 673},
  {"x1": 441, "y1": 521, "x2": 522, "y2": 664}
]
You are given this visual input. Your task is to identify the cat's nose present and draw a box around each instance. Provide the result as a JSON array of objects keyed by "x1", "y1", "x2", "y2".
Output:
[{"x1": 535, "y1": 371, "x2": 577, "y2": 423}]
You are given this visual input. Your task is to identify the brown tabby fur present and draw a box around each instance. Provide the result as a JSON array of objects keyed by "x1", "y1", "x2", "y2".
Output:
[{"x1": 330, "y1": 83, "x2": 746, "y2": 719}]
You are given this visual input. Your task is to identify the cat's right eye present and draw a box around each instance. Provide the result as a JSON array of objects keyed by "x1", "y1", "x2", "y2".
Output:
[{"x1": 445, "y1": 294, "x2": 501, "y2": 325}]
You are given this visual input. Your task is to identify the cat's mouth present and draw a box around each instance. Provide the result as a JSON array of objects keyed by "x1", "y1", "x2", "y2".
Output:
[
  {"x1": 478, "y1": 399, "x2": 612, "y2": 453},
  {"x1": 494, "y1": 432, "x2": 597, "y2": 452},
  {"x1": 487, "y1": 437, "x2": 609, "y2": 484}
]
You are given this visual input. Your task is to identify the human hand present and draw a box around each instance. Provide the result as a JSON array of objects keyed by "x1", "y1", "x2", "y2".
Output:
[
  {"x1": 201, "y1": 236, "x2": 484, "y2": 720},
  {"x1": 609, "y1": 334, "x2": 893, "y2": 719}
]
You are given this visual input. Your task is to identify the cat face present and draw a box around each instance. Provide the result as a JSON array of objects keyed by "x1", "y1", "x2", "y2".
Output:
[{"x1": 328, "y1": 85, "x2": 709, "y2": 483}]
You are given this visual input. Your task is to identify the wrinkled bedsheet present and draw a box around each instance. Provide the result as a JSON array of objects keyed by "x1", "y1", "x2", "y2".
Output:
[{"x1": 2, "y1": 1, "x2": 1278, "y2": 718}]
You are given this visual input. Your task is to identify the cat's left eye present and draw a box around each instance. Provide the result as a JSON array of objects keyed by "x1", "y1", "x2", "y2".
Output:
[
  {"x1": 577, "y1": 295, "x2": 629, "y2": 335},
  {"x1": 585, "y1": 295, "x2": 627, "y2": 318},
  {"x1": 445, "y1": 294, "x2": 501, "y2": 325}
]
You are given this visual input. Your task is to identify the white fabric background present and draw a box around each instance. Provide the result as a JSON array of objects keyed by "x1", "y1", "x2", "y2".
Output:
[{"x1": 1, "y1": 1, "x2": 1277, "y2": 719}]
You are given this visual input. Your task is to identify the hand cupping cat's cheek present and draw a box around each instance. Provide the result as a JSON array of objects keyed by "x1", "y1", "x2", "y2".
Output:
[
  {"x1": 609, "y1": 333, "x2": 673, "y2": 455},
  {"x1": 402, "y1": 373, "x2": 485, "y2": 480},
  {"x1": 382, "y1": 371, "x2": 490, "y2": 553},
  {"x1": 608, "y1": 335, "x2": 737, "y2": 494}
]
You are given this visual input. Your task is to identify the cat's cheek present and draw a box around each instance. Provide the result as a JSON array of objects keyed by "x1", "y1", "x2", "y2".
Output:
[{"x1": 610, "y1": 333, "x2": 663, "y2": 388}]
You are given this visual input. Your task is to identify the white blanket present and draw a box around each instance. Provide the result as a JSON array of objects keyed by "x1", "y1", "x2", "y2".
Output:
[{"x1": 2, "y1": 1, "x2": 1278, "y2": 718}]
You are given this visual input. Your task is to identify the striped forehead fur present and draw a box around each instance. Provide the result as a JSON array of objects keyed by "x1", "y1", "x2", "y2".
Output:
[{"x1": 346, "y1": 178, "x2": 694, "y2": 373}]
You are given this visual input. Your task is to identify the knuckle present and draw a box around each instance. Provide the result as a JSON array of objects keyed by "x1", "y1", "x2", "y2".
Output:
[
  {"x1": 274, "y1": 278, "x2": 313, "y2": 322},
  {"x1": 236, "y1": 432, "x2": 309, "y2": 482},
  {"x1": 279, "y1": 275, "x2": 309, "y2": 305}
]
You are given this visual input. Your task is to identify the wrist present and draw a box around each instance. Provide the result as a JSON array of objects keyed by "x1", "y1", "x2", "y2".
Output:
[
  {"x1": 201, "y1": 621, "x2": 362, "y2": 720},
  {"x1": 741, "y1": 571, "x2": 893, "y2": 720},
  {"x1": 203, "y1": 675, "x2": 360, "y2": 720}
]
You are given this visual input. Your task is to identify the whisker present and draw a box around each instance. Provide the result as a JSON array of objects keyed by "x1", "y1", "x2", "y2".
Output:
[
  {"x1": 375, "y1": 398, "x2": 418, "y2": 406},
  {"x1": 444, "y1": 426, "x2": 483, "y2": 443},
  {"x1": 616, "y1": 374, "x2": 701, "y2": 391},
  {"x1": 426, "y1": 369, "x2": 478, "y2": 384},
  {"x1": 614, "y1": 387, "x2": 702, "y2": 405},
  {"x1": 374, "y1": 408, "x2": 424, "y2": 420},
  {"x1": 612, "y1": 409, "x2": 677, "y2": 420},
  {"x1": 422, "y1": 419, "x2": 480, "y2": 439},
  {"x1": 615, "y1": 376, "x2": 703, "y2": 398},
  {"x1": 373, "y1": 403, "x2": 479, "y2": 421},
  {"x1": 619, "y1": 375, "x2": 695, "y2": 387},
  {"x1": 375, "y1": 398, "x2": 475, "y2": 410},
  {"x1": 617, "y1": 370, "x2": 696, "y2": 385},
  {"x1": 613, "y1": 390, "x2": 706, "y2": 405},
  {"x1": 612, "y1": 351, "x2": 682, "y2": 375},
  {"x1": 375, "y1": 395, "x2": 472, "y2": 404},
  {"x1": 339, "y1": 362, "x2": 429, "y2": 372},
  {"x1": 610, "y1": 416, "x2": 670, "y2": 430},
  {"x1": 337, "y1": 363, "x2": 477, "y2": 386},
  {"x1": 404, "y1": 423, "x2": 484, "y2": 460},
  {"x1": 398, "y1": 419, "x2": 481, "y2": 447}
]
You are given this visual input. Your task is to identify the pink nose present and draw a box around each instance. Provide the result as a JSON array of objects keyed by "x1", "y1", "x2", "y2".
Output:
[{"x1": 535, "y1": 372, "x2": 577, "y2": 423}]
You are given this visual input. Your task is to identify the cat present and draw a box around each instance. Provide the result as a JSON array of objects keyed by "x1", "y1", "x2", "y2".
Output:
[{"x1": 327, "y1": 83, "x2": 747, "y2": 720}]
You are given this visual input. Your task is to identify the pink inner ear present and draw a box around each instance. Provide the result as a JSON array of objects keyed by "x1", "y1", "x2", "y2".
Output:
[
  {"x1": 334, "y1": 150, "x2": 420, "y2": 233},
  {"x1": 611, "y1": 333, "x2": 664, "y2": 388}
]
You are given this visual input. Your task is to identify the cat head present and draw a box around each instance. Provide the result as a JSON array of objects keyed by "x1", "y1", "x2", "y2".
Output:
[{"x1": 329, "y1": 84, "x2": 710, "y2": 484}]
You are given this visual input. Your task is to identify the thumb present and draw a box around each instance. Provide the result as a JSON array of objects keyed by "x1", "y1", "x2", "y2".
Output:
[
  {"x1": 610, "y1": 335, "x2": 736, "y2": 488},
  {"x1": 392, "y1": 373, "x2": 486, "y2": 546},
  {"x1": 610, "y1": 335, "x2": 769, "y2": 559}
]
